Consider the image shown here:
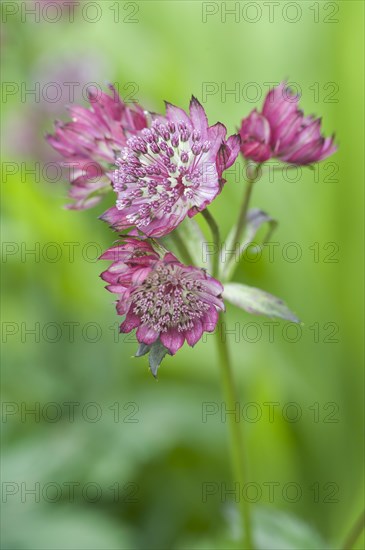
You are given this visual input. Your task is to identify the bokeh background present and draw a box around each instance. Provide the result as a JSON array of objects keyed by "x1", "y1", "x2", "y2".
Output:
[{"x1": 1, "y1": 1, "x2": 364, "y2": 548}]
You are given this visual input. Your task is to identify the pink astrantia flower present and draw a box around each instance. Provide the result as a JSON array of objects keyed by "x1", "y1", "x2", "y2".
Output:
[
  {"x1": 239, "y1": 82, "x2": 337, "y2": 165},
  {"x1": 100, "y1": 238, "x2": 224, "y2": 364},
  {"x1": 101, "y1": 97, "x2": 241, "y2": 237},
  {"x1": 47, "y1": 85, "x2": 147, "y2": 209}
]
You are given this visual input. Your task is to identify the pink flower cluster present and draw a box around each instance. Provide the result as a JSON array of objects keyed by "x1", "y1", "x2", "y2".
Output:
[
  {"x1": 100, "y1": 238, "x2": 224, "y2": 374},
  {"x1": 47, "y1": 85, "x2": 147, "y2": 209},
  {"x1": 102, "y1": 98, "x2": 240, "y2": 237},
  {"x1": 47, "y1": 81, "x2": 337, "y2": 374}
]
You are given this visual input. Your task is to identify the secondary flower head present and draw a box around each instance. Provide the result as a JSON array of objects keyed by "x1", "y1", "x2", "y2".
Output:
[
  {"x1": 101, "y1": 97, "x2": 240, "y2": 237},
  {"x1": 239, "y1": 82, "x2": 337, "y2": 165},
  {"x1": 100, "y1": 238, "x2": 224, "y2": 365},
  {"x1": 47, "y1": 85, "x2": 147, "y2": 209}
]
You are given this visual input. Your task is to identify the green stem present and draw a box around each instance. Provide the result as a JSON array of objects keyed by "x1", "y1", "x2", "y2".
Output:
[
  {"x1": 170, "y1": 230, "x2": 194, "y2": 266},
  {"x1": 215, "y1": 314, "x2": 254, "y2": 549},
  {"x1": 230, "y1": 171, "x2": 257, "y2": 254},
  {"x1": 341, "y1": 510, "x2": 365, "y2": 550},
  {"x1": 201, "y1": 209, "x2": 220, "y2": 278}
]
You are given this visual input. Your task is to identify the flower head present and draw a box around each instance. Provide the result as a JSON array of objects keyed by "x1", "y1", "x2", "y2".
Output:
[
  {"x1": 101, "y1": 97, "x2": 240, "y2": 237},
  {"x1": 239, "y1": 82, "x2": 337, "y2": 165},
  {"x1": 47, "y1": 85, "x2": 147, "y2": 209},
  {"x1": 100, "y1": 238, "x2": 224, "y2": 365}
]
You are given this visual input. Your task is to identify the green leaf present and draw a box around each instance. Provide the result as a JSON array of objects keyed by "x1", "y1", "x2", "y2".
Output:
[
  {"x1": 242, "y1": 208, "x2": 278, "y2": 247},
  {"x1": 135, "y1": 343, "x2": 151, "y2": 357},
  {"x1": 149, "y1": 340, "x2": 170, "y2": 377},
  {"x1": 222, "y1": 208, "x2": 278, "y2": 281},
  {"x1": 223, "y1": 282, "x2": 300, "y2": 322},
  {"x1": 177, "y1": 506, "x2": 327, "y2": 549},
  {"x1": 134, "y1": 340, "x2": 171, "y2": 377},
  {"x1": 253, "y1": 507, "x2": 327, "y2": 549}
]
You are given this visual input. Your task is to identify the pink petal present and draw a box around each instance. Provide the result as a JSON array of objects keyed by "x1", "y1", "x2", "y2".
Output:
[
  {"x1": 160, "y1": 328, "x2": 185, "y2": 355},
  {"x1": 185, "y1": 320, "x2": 203, "y2": 347},
  {"x1": 217, "y1": 133, "x2": 241, "y2": 176},
  {"x1": 165, "y1": 102, "x2": 192, "y2": 127},
  {"x1": 131, "y1": 266, "x2": 152, "y2": 285},
  {"x1": 136, "y1": 325, "x2": 159, "y2": 345},
  {"x1": 120, "y1": 309, "x2": 141, "y2": 332},
  {"x1": 318, "y1": 137, "x2": 337, "y2": 160},
  {"x1": 208, "y1": 122, "x2": 227, "y2": 155},
  {"x1": 100, "y1": 206, "x2": 130, "y2": 231},
  {"x1": 189, "y1": 96, "x2": 209, "y2": 139},
  {"x1": 201, "y1": 305, "x2": 219, "y2": 333}
]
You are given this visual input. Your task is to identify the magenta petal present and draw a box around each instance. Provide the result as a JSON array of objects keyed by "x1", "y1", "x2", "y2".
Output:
[
  {"x1": 283, "y1": 139, "x2": 323, "y2": 164},
  {"x1": 160, "y1": 329, "x2": 185, "y2": 355},
  {"x1": 208, "y1": 122, "x2": 227, "y2": 155},
  {"x1": 239, "y1": 111, "x2": 273, "y2": 162},
  {"x1": 189, "y1": 96, "x2": 209, "y2": 138},
  {"x1": 204, "y1": 275, "x2": 224, "y2": 295},
  {"x1": 131, "y1": 267, "x2": 152, "y2": 286},
  {"x1": 319, "y1": 137, "x2": 337, "y2": 160},
  {"x1": 100, "y1": 206, "x2": 129, "y2": 231},
  {"x1": 120, "y1": 309, "x2": 141, "y2": 332},
  {"x1": 263, "y1": 82, "x2": 299, "y2": 127},
  {"x1": 136, "y1": 325, "x2": 159, "y2": 345},
  {"x1": 165, "y1": 101, "x2": 192, "y2": 127},
  {"x1": 116, "y1": 291, "x2": 132, "y2": 315},
  {"x1": 185, "y1": 320, "x2": 203, "y2": 347},
  {"x1": 47, "y1": 85, "x2": 147, "y2": 209},
  {"x1": 217, "y1": 133, "x2": 241, "y2": 177},
  {"x1": 163, "y1": 252, "x2": 179, "y2": 264},
  {"x1": 201, "y1": 306, "x2": 219, "y2": 333},
  {"x1": 224, "y1": 134, "x2": 242, "y2": 168},
  {"x1": 242, "y1": 110, "x2": 271, "y2": 142},
  {"x1": 198, "y1": 291, "x2": 225, "y2": 310},
  {"x1": 242, "y1": 142, "x2": 272, "y2": 163},
  {"x1": 106, "y1": 284, "x2": 129, "y2": 295}
]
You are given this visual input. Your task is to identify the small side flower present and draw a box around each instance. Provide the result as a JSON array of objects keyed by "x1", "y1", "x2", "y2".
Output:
[
  {"x1": 46, "y1": 85, "x2": 147, "y2": 209},
  {"x1": 239, "y1": 81, "x2": 337, "y2": 165}
]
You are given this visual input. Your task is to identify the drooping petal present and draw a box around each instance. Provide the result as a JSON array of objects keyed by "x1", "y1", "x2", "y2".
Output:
[
  {"x1": 47, "y1": 86, "x2": 147, "y2": 209},
  {"x1": 318, "y1": 136, "x2": 337, "y2": 161},
  {"x1": 120, "y1": 309, "x2": 141, "y2": 332},
  {"x1": 100, "y1": 206, "x2": 131, "y2": 231},
  {"x1": 185, "y1": 320, "x2": 203, "y2": 347},
  {"x1": 160, "y1": 328, "x2": 185, "y2": 355},
  {"x1": 201, "y1": 305, "x2": 219, "y2": 333},
  {"x1": 136, "y1": 325, "x2": 160, "y2": 345}
]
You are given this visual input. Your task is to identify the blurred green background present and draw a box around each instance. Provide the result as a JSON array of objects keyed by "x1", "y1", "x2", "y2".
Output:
[{"x1": 1, "y1": 1, "x2": 364, "y2": 548}]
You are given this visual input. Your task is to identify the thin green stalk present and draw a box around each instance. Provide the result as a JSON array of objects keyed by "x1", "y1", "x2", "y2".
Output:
[
  {"x1": 341, "y1": 510, "x2": 365, "y2": 550},
  {"x1": 230, "y1": 173, "x2": 256, "y2": 254},
  {"x1": 215, "y1": 313, "x2": 254, "y2": 549},
  {"x1": 170, "y1": 230, "x2": 194, "y2": 265},
  {"x1": 201, "y1": 209, "x2": 220, "y2": 278}
]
